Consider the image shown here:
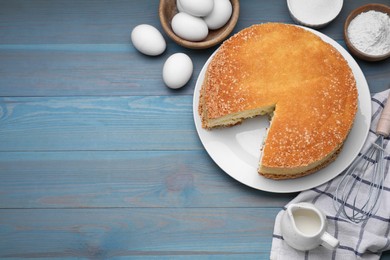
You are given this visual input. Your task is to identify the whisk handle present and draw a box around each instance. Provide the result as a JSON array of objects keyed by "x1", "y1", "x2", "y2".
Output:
[{"x1": 376, "y1": 91, "x2": 390, "y2": 137}]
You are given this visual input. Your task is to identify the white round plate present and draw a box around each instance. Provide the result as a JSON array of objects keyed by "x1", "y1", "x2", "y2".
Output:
[{"x1": 193, "y1": 26, "x2": 371, "y2": 193}]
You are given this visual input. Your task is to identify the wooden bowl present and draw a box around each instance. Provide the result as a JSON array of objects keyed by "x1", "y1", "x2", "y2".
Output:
[
  {"x1": 159, "y1": 0, "x2": 240, "y2": 49},
  {"x1": 344, "y1": 3, "x2": 390, "y2": 62}
]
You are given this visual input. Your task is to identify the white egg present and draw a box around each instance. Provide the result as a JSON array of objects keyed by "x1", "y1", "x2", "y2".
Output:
[
  {"x1": 204, "y1": 0, "x2": 233, "y2": 30},
  {"x1": 131, "y1": 24, "x2": 166, "y2": 56},
  {"x1": 172, "y1": 13, "x2": 208, "y2": 41},
  {"x1": 179, "y1": 0, "x2": 214, "y2": 17},
  {"x1": 163, "y1": 53, "x2": 193, "y2": 89},
  {"x1": 176, "y1": 0, "x2": 185, "y2": 12}
]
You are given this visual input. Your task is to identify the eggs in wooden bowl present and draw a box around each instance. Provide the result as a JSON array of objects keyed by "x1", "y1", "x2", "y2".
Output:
[{"x1": 159, "y1": 0, "x2": 240, "y2": 49}]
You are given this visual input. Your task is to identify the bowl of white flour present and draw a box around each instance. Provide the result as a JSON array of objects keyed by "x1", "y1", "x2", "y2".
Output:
[{"x1": 344, "y1": 3, "x2": 390, "y2": 62}]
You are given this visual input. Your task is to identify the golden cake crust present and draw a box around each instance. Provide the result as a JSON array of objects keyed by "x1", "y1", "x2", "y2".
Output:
[{"x1": 198, "y1": 23, "x2": 358, "y2": 180}]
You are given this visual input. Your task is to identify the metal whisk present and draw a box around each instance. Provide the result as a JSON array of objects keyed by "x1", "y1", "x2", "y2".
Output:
[{"x1": 334, "y1": 92, "x2": 390, "y2": 223}]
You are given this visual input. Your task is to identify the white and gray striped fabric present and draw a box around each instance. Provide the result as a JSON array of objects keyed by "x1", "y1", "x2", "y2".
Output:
[{"x1": 271, "y1": 89, "x2": 390, "y2": 260}]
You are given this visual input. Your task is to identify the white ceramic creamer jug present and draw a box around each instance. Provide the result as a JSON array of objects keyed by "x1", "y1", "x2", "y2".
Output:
[{"x1": 280, "y1": 202, "x2": 339, "y2": 251}]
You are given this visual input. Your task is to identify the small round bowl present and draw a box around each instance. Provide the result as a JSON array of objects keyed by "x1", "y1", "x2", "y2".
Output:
[
  {"x1": 287, "y1": 0, "x2": 343, "y2": 28},
  {"x1": 159, "y1": 0, "x2": 240, "y2": 49},
  {"x1": 344, "y1": 3, "x2": 390, "y2": 62}
]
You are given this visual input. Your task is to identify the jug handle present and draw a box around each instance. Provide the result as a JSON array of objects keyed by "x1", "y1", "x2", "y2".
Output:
[{"x1": 320, "y1": 232, "x2": 339, "y2": 250}]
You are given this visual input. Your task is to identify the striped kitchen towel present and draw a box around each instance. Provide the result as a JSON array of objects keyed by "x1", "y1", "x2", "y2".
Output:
[{"x1": 270, "y1": 89, "x2": 390, "y2": 260}]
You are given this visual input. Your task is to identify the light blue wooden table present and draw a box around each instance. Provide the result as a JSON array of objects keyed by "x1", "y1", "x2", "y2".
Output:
[{"x1": 0, "y1": 0, "x2": 389, "y2": 258}]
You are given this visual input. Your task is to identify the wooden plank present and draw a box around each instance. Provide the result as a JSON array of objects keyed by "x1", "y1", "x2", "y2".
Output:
[
  {"x1": 0, "y1": 46, "x2": 215, "y2": 96},
  {"x1": 0, "y1": 150, "x2": 295, "y2": 208},
  {"x1": 0, "y1": 40, "x2": 388, "y2": 97},
  {"x1": 0, "y1": 208, "x2": 279, "y2": 258},
  {"x1": 0, "y1": 0, "x2": 162, "y2": 44},
  {"x1": 0, "y1": 0, "x2": 388, "y2": 97},
  {"x1": 0, "y1": 45, "x2": 389, "y2": 96},
  {"x1": 1, "y1": 206, "x2": 390, "y2": 258},
  {"x1": 2, "y1": 0, "x2": 388, "y2": 45},
  {"x1": 0, "y1": 0, "x2": 289, "y2": 44},
  {"x1": 0, "y1": 96, "x2": 202, "y2": 151}
]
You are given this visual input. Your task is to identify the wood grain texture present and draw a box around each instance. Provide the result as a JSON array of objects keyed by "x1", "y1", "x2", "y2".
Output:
[
  {"x1": 0, "y1": 151, "x2": 294, "y2": 208},
  {"x1": 0, "y1": 0, "x2": 161, "y2": 44},
  {"x1": 2, "y1": 0, "x2": 387, "y2": 44},
  {"x1": 0, "y1": 0, "x2": 388, "y2": 97},
  {"x1": 0, "y1": 43, "x2": 388, "y2": 96},
  {"x1": 0, "y1": 208, "x2": 279, "y2": 258},
  {"x1": 0, "y1": 96, "x2": 201, "y2": 151},
  {"x1": 0, "y1": 46, "x2": 216, "y2": 96}
]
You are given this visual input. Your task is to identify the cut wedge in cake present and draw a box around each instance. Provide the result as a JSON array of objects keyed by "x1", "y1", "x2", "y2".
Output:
[{"x1": 198, "y1": 23, "x2": 358, "y2": 180}]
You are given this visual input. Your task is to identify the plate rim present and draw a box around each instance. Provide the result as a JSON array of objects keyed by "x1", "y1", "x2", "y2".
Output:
[{"x1": 193, "y1": 24, "x2": 372, "y2": 193}]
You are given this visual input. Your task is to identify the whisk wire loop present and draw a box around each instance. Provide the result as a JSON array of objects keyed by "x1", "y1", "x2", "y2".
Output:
[{"x1": 334, "y1": 136, "x2": 385, "y2": 223}]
